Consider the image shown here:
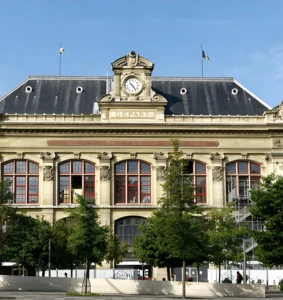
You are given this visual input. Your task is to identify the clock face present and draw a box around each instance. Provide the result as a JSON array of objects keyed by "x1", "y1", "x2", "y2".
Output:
[{"x1": 125, "y1": 77, "x2": 142, "y2": 94}]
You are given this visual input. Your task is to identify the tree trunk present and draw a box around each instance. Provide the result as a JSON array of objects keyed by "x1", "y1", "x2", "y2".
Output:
[
  {"x1": 182, "y1": 259, "x2": 186, "y2": 299},
  {"x1": 197, "y1": 265, "x2": 199, "y2": 282},
  {"x1": 218, "y1": 264, "x2": 221, "y2": 283},
  {"x1": 167, "y1": 266, "x2": 170, "y2": 281},
  {"x1": 84, "y1": 257, "x2": 89, "y2": 294}
]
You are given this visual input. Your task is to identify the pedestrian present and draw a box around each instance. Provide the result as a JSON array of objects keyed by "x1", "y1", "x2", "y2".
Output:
[
  {"x1": 236, "y1": 271, "x2": 243, "y2": 284},
  {"x1": 64, "y1": 272, "x2": 67, "y2": 278}
]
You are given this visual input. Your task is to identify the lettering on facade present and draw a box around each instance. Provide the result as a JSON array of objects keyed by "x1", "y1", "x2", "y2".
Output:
[
  {"x1": 48, "y1": 140, "x2": 219, "y2": 147},
  {"x1": 113, "y1": 111, "x2": 155, "y2": 118}
]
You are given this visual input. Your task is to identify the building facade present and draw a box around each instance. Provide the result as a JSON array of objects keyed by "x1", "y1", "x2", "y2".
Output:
[{"x1": 0, "y1": 51, "x2": 282, "y2": 273}]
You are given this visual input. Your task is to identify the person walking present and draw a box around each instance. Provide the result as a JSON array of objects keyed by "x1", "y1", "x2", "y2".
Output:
[{"x1": 236, "y1": 271, "x2": 243, "y2": 284}]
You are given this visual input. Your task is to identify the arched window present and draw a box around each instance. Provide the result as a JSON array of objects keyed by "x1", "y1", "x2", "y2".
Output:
[
  {"x1": 115, "y1": 216, "x2": 145, "y2": 257},
  {"x1": 184, "y1": 160, "x2": 207, "y2": 203},
  {"x1": 59, "y1": 160, "x2": 95, "y2": 204},
  {"x1": 226, "y1": 161, "x2": 261, "y2": 202},
  {"x1": 115, "y1": 160, "x2": 151, "y2": 204},
  {"x1": 2, "y1": 160, "x2": 39, "y2": 204}
]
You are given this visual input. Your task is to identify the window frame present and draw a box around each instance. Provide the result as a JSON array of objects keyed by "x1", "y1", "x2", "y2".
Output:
[{"x1": 114, "y1": 160, "x2": 151, "y2": 205}]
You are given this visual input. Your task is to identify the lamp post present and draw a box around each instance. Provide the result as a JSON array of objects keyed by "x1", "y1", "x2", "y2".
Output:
[
  {"x1": 48, "y1": 238, "x2": 51, "y2": 277},
  {"x1": 243, "y1": 239, "x2": 246, "y2": 284}
]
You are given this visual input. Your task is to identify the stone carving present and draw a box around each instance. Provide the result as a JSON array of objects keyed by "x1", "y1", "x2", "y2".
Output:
[
  {"x1": 100, "y1": 166, "x2": 110, "y2": 181},
  {"x1": 274, "y1": 139, "x2": 283, "y2": 147},
  {"x1": 74, "y1": 152, "x2": 81, "y2": 159},
  {"x1": 265, "y1": 153, "x2": 271, "y2": 161},
  {"x1": 130, "y1": 153, "x2": 137, "y2": 159},
  {"x1": 156, "y1": 166, "x2": 167, "y2": 181},
  {"x1": 274, "y1": 101, "x2": 283, "y2": 122},
  {"x1": 212, "y1": 166, "x2": 222, "y2": 181},
  {"x1": 43, "y1": 166, "x2": 54, "y2": 181},
  {"x1": 145, "y1": 71, "x2": 151, "y2": 76},
  {"x1": 126, "y1": 51, "x2": 139, "y2": 67},
  {"x1": 209, "y1": 152, "x2": 225, "y2": 160},
  {"x1": 40, "y1": 152, "x2": 55, "y2": 160},
  {"x1": 154, "y1": 152, "x2": 167, "y2": 160},
  {"x1": 17, "y1": 152, "x2": 23, "y2": 159},
  {"x1": 97, "y1": 152, "x2": 112, "y2": 160},
  {"x1": 114, "y1": 70, "x2": 122, "y2": 75}
]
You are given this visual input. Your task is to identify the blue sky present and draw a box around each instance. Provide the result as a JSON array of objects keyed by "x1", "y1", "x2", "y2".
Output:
[{"x1": 0, "y1": 0, "x2": 283, "y2": 108}]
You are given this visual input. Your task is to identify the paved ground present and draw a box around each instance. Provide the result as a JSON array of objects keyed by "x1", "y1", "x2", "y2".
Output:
[{"x1": 0, "y1": 289, "x2": 281, "y2": 299}]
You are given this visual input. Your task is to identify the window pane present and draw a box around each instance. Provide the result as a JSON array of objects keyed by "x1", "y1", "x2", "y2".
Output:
[
  {"x1": 59, "y1": 176, "x2": 69, "y2": 203},
  {"x1": 141, "y1": 196, "x2": 151, "y2": 203},
  {"x1": 226, "y1": 163, "x2": 236, "y2": 174},
  {"x1": 84, "y1": 176, "x2": 94, "y2": 198},
  {"x1": 250, "y1": 163, "x2": 260, "y2": 174},
  {"x1": 29, "y1": 162, "x2": 38, "y2": 173},
  {"x1": 72, "y1": 161, "x2": 82, "y2": 173},
  {"x1": 239, "y1": 176, "x2": 249, "y2": 197},
  {"x1": 184, "y1": 161, "x2": 193, "y2": 174},
  {"x1": 85, "y1": 162, "x2": 95, "y2": 173},
  {"x1": 238, "y1": 162, "x2": 248, "y2": 174},
  {"x1": 250, "y1": 176, "x2": 261, "y2": 189},
  {"x1": 115, "y1": 176, "x2": 125, "y2": 203},
  {"x1": 128, "y1": 161, "x2": 138, "y2": 173},
  {"x1": 115, "y1": 162, "x2": 125, "y2": 173},
  {"x1": 196, "y1": 163, "x2": 205, "y2": 174},
  {"x1": 16, "y1": 161, "x2": 26, "y2": 173},
  {"x1": 128, "y1": 176, "x2": 137, "y2": 185},
  {"x1": 141, "y1": 162, "x2": 150, "y2": 173},
  {"x1": 60, "y1": 162, "x2": 69, "y2": 173},
  {"x1": 3, "y1": 162, "x2": 13, "y2": 174}
]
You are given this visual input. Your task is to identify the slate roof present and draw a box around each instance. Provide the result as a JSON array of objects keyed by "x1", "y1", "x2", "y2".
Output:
[{"x1": 0, "y1": 76, "x2": 271, "y2": 116}]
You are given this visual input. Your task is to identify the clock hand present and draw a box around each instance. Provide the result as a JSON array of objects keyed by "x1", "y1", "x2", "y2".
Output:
[{"x1": 130, "y1": 83, "x2": 136, "y2": 91}]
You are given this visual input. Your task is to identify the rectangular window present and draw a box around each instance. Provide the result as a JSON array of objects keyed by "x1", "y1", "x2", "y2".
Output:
[
  {"x1": 141, "y1": 176, "x2": 151, "y2": 203},
  {"x1": 29, "y1": 162, "x2": 38, "y2": 173},
  {"x1": 115, "y1": 176, "x2": 125, "y2": 203},
  {"x1": 141, "y1": 162, "x2": 150, "y2": 173},
  {"x1": 238, "y1": 176, "x2": 249, "y2": 197},
  {"x1": 72, "y1": 161, "x2": 82, "y2": 173},
  {"x1": 196, "y1": 176, "x2": 206, "y2": 203},
  {"x1": 84, "y1": 175, "x2": 94, "y2": 200},
  {"x1": 59, "y1": 176, "x2": 69, "y2": 203},
  {"x1": 3, "y1": 162, "x2": 13, "y2": 174},
  {"x1": 85, "y1": 162, "x2": 95, "y2": 173},
  {"x1": 250, "y1": 176, "x2": 261, "y2": 190},
  {"x1": 28, "y1": 176, "x2": 38, "y2": 203},
  {"x1": 15, "y1": 176, "x2": 26, "y2": 203},
  {"x1": 60, "y1": 162, "x2": 69, "y2": 174},
  {"x1": 196, "y1": 163, "x2": 205, "y2": 174},
  {"x1": 226, "y1": 163, "x2": 236, "y2": 174},
  {"x1": 128, "y1": 161, "x2": 138, "y2": 173},
  {"x1": 238, "y1": 162, "x2": 248, "y2": 174},
  {"x1": 128, "y1": 176, "x2": 138, "y2": 203},
  {"x1": 115, "y1": 162, "x2": 125, "y2": 173},
  {"x1": 16, "y1": 161, "x2": 26, "y2": 174},
  {"x1": 250, "y1": 163, "x2": 260, "y2": 174}
]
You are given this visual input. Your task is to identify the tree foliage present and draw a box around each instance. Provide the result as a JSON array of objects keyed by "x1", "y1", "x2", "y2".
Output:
[
  {"x1": 249, "y1": 173, "x2": 283, "y2": 266},
  {"x1": 206, "y1": 205, "x2": 246, "y2": 282},
  {"x1": 105, "y1": 230, "x2": 128, "y2": 266},
  {"x1": 66, "y1": 195, "x2": 109, "y2": 278}
]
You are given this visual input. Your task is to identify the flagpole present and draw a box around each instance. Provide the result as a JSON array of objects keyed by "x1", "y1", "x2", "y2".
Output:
[
  {"x1": 59, "y1": 43, "x2": 62, "y2": 76},
  {"x1": 201, "y1": 44, "x2": 203, "y2": 77}
]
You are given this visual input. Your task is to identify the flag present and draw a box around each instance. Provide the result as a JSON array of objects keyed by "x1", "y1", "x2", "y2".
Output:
[
  {"x1": 60, "y1": 47, "x2": 65, "y2": 54},
  {"x1": 202, "y1": 50, "x2": 210, "y2": 60}
]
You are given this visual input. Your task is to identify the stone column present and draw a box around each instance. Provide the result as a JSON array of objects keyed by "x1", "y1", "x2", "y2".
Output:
[
  {"x1": 209, "y1": 152, "x2": 226, "y2": 207},
  {"x1": 114, "y1": 70, "x2": 121, "y2": 101},
  {"x1": 40, "y1": 152, "x2": 56, "y2": 206},
  {"x1": 97, "y1": 152, "x2": 112, "y2": 206},
  {"x1": 154, "y1": 152, "x2": 168, "y2": 205}
]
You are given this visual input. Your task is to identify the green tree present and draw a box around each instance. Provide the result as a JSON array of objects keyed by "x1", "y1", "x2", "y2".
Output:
[
  {"x1": 133, "y1": 215, "x2": 183, "y2": 280},
  {"x1": 51, "y1": 218, "x2": 80, "y2": 274},
  {"x1": 249, "y1": 173, "x2": 283, "y2": 266},
  {"x1": 206, "y1": 205, "x2": 246, "y2": 282},
  {"x1": 6, "y1": 214, "x2": 51, "y2": 275},
  {"x1": 66, "y1": 195, "x2": 108, "y2": 292},
  {"x1": 158, "y1": 138, "x2": 206, "y2": 299},
  {"x1": 0, "y1": 179, "x2": 17, "y2": 272},
  {"x1": 105, "y1": 230, "x2": 128, "y2": 274}
]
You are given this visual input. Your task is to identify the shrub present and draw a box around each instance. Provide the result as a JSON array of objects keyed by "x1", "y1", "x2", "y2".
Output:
[{"x1": 65, "y1": 291, "x2": 101, "y2": 297}]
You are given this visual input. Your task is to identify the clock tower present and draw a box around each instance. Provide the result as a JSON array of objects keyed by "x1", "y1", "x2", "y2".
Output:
[{"x1": 99, "y1": 51, "x2": 167, "y2": 122}]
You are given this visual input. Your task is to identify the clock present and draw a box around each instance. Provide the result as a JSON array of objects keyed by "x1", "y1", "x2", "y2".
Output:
[{"x1": 124, "y1": 77, "x2": 142, "y2": 94}]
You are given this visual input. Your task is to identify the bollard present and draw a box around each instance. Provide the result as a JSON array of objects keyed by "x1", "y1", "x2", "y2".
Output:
[{"x1": 273, "y1": 280, "x2": 276, "y2": 289}]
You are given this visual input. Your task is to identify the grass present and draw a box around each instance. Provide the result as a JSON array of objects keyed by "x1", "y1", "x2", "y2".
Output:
[{"x1": 65, "y1": 291, "x2": 101, "y2": 297}]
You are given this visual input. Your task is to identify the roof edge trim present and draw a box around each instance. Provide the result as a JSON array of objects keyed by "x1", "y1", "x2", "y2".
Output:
[
  {"x1": 233, "y1": 79, "x2": 272, "y2": 110},
  {"x1": 0, "y1": 77, "x2": 30, "y2": 103}
]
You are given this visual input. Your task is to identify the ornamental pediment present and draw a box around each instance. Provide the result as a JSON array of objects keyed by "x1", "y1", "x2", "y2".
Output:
[{"x1": 111, "y1": 51, "x2": 154, "y2": 69}]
